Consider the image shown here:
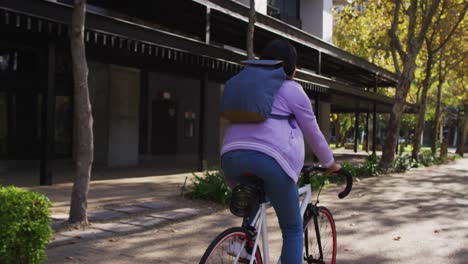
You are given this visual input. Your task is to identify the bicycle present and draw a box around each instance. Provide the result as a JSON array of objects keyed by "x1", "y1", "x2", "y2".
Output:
[{"x1": 199, "y1": 166, "x2": 353, "y2": 264}]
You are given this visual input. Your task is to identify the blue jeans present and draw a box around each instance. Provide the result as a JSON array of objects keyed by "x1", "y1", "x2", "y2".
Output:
[{"x1": 222, "y1": 150, "x2": 303, "y2": 264}]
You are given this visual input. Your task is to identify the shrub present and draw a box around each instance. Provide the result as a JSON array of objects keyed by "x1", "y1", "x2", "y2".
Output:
[
  {"x1": 0, "y1": 186, "x2": 52, "y2": 264},
  {"x1": 298, "y1": 171, "x2": 332, "y2": 190},
  {"x1": 418, "y1": 150, "x2": 436, "y2": 166},
  {"x1": 360, "y1": 153, "x2": 382, "y2": 177},
  {"x1": 187, "y1": 169, "x2": 232, "y2": 205},
  {"x1": 393, "y1": 154, "x2": 415, "y2": 172}
]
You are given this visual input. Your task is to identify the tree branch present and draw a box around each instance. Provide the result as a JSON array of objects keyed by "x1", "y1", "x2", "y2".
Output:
[
  {"x1": 407, "y1": 0, "x2": 418, "y2": 49},
  {"x1": 415, "y1": 0, "x2": 442, "y2": 50},
  {"x1": 433, "y1": 2, "x2": 468, "y2": 53},
  {"x1": 389, "y1": 0, "x2": 405, "y2": 74}
]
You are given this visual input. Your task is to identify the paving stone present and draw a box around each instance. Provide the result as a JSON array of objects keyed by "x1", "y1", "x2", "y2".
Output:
[
  {"x1": 92, "y1": 222, "x2": 141, "y2": 234},
  {"x1": 51, "y1": 213, "x2": 69, "y2": 220},
  {"x1": 136, "y1": 201, "x2": 175, "y2": 210},
  {"x1": 149, "y1": 210, "x2": 194, "y2": 220},
  {"x1": 50, "y1": 234, "x2": 74, "y2": 244},
  {"x1": 51, "y1": 219, "x2": 65, "y2": 229},
  {"x1": 172, "y1": 208, "x2": 207, "y2": 215},
  {"x1": 88, "y1": 210, "x2": 126, "y2": 221},
  {"x1": 60, "y1": 228, "x2": 110, "y2": 240},
  {"x1": 110, "y1": 206, "x2": 149, "y2": 214},
  {"x1": 122, "y1": 216, "x2": 168, "y2": 227}
]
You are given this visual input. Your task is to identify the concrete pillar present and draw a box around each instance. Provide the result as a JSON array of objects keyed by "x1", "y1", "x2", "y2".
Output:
[
  {"x1": 88, "y1": 62, "x2": 110, "y2": 166},
  {"x1": 205, "y1": 82, "x2": 222, "y2": 166},
  {"x1": 300, "y1": 0, "x2": 333, "y2": 43},
  {"x1": 318, "y1": 102, "x2": 331, "y2": 142},
  {"x1": 453, "y1": 129, "x2": 458, "y2": 147}
]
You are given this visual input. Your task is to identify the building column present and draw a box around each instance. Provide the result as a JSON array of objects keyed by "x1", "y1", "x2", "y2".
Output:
[
  {"x1": 198, "y1": 71, "x2": 208, "y2": 171},
  {"x1": 40, "y1": 41, "x2": 55, "y2": 185},
  {"x1": 319, "y1": 102, "x2": 331, "y2": 142},
  {"x1": 372, "y1": 75, "x2": 378, "y2": 154},
  {"x1": 354, "y1": 106, "x2": 359, "y2": 153},
  {"x1": 365, "y1": 109, "x2": 370, "y2": 152}
]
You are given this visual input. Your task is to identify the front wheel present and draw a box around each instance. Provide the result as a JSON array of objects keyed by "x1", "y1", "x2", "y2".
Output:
[
  {"x1": 199, "y1": 227, "x2": 263, "y2": 264},
  {"x1": 303, "y1": 206, "x2": 337, "y2": 264}
]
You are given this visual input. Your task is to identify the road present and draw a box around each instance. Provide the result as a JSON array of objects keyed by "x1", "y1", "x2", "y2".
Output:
[{"x1": 46, "y1": 158, "x2": 468, "y2": 264}]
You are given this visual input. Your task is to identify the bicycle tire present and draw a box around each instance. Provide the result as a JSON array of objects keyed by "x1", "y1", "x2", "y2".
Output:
[
  {"x1": 199, "y1": 227, "x2": 263, "y2": 264},
  {"x1": 303, "y1": 206, "x2": 337, "y2": 264}
]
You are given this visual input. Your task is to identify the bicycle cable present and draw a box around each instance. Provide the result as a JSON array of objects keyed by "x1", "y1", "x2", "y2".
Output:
[{"x1": 314, "y1": 174, "x2": 326, "y2": 206}]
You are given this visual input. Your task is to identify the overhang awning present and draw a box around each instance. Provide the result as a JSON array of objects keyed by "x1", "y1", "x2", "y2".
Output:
[{"x1": 0, "y1": 0, "x2": 397, "y2": 111}]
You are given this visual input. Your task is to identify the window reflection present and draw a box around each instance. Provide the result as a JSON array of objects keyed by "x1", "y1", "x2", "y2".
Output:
[{"x1": 0, "y1": 54, "x2": 10, "y2": 72}]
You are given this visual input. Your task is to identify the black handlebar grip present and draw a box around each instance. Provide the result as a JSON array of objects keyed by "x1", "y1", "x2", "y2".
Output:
[{"x1": 337, "y1": 168, "x2": 353, "y2": 199}]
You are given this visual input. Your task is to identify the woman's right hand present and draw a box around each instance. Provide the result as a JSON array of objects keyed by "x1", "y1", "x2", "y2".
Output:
[{"x1": 326, "y1": 163, "x2": 341, "y2": 176}]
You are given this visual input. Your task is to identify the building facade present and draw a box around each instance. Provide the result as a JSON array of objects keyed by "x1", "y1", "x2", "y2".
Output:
[{"x1": 0, "y1": 0, "x2": 398, "y2": 185}]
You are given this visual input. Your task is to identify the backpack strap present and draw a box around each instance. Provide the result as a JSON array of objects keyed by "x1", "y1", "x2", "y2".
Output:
[{"x1": 269, "y1": 114, "x2": 297, "y2": 129}]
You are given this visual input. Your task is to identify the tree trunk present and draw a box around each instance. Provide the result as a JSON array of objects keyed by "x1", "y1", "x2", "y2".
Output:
[
  {"x1": 412, "y1": 50, "x2": 433, "y2": 160},
  {"x1": 246, "y1": 0, "x2": 256, "y2": 59},
  {"x1": 456, "y1": 104, "x2": 468, "y2": 156},
  {"x1": 380, "y1": 60, "x2": 416, "y2": 169},
  {"x1": 431, "y1": 60, "x2": 444, "y2": 155},
  {"x1": 69, "y1": 0, "x2": 94, "y2": 225}
]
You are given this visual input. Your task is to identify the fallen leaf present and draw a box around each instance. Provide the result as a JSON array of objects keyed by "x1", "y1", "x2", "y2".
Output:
[
  {"x1": 434, "y1": 230, "x2": 440, "y2": 234},
  {"x1": 65, "y1": 256, "x2": 74, "y2": 260},
  {"x1": 393, "y1": 236, "x2": 401, "y2": 241},
  {"x1": 109, "y1": 238, "x2": 118, "y2": 242}
]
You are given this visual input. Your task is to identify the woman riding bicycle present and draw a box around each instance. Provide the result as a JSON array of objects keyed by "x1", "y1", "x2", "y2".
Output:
[{"x1": 221, "y1": 39, "x2": 341, "y2": 264}]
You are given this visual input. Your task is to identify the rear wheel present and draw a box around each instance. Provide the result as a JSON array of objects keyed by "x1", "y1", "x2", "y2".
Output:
[
  {"x1": 199, "y1": 227, "x2": 263, "y2": 264},
  {"x1": 303, "y1": 206, "x2": 337, "y2": 264}
]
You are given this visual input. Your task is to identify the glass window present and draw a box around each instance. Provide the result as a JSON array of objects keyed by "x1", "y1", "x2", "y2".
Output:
[
  {"x1": 267, "y1": 0, "x2": 301, "y2": 27},
  {"x1": 0, "y1": 53, "x2": 10, "y2": 72}
]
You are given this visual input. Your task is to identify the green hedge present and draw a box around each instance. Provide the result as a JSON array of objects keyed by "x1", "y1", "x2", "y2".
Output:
[{"x1": 0, "y1": 186, "x2": 53, "y2": 264}]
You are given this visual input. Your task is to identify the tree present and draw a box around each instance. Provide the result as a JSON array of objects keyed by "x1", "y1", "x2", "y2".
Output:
[
  {"x1": 412, "y1": 0, "x2": 468, "y2": 159},
  {"x1": 380, "y1": 0, "x2": 442, "y2": 169},
  {"x1": 69, "y1": 0, "x2": 94, "y2": 224},
  {"x1": 458, "y1": 103, "x2": 468, "y2": 156},
  {"x1": 246, "y1": 0, "x2": 256, "y2": 59}
]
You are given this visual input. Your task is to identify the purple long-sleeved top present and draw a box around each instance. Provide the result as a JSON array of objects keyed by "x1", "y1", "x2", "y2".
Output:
[{"x1": 221, "y1": 80, "x2": 335, "y2": 183}]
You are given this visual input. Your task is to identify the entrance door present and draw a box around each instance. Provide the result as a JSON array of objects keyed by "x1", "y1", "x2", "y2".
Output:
[
  {"x1": 151, "y1": 99, "x2": 177, "y2": 155},
  {"x1": 0, "y1": 48, "x2": 41, "y2": 159},
  {"x1": 9, "y1": 91, "x2": 41, "y2": 159}
]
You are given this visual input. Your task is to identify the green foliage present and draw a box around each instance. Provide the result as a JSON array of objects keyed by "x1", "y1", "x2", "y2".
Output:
[
  {"x1": 298, "y1": 172, "x2": 334, "y2": 191},
  {"x1": 187, "y1": 169, "x2": 232, "y2": 205},
  {"x1": 342, "y1": 154, "x2": 383, "y2": 178},
  {"x1": 393, "y1": 154, "x2": 417, "y2": 173},
  {"x1": 361, "y1": 153, "x2": 383, "y2": 176},
  {"x1": 418, "y1": 150, "x2": 436, "y2": 166},
  {"x1": 0, "y1": 186, "x2": 52, "y2": 264},
  {"x1": 392, "y1": 150, "x2": 454, "y2": 172}
]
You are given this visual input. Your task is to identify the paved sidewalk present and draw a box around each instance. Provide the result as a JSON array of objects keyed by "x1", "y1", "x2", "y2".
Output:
[
  {"x1": 29, "y1": 172, "x2": 224, "y2": 247},
  {"x1": 44, "y1": 157, "x2": 468, "y2": 263}
]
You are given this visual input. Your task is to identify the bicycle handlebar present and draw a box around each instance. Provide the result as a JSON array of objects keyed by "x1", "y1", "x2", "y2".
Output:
[{"x1": 301, "y1": 166, "x2": 353, "y2": 199}]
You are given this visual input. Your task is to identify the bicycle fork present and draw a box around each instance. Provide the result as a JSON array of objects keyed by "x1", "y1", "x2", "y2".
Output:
[{"x1": 304, "y1": 205, "x2": 325, "y2": 264}]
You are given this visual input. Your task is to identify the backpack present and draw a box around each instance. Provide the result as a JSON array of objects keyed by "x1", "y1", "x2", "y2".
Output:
[{"x1": 221, "y1": 60, "x2": 294, "y2": 126}]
